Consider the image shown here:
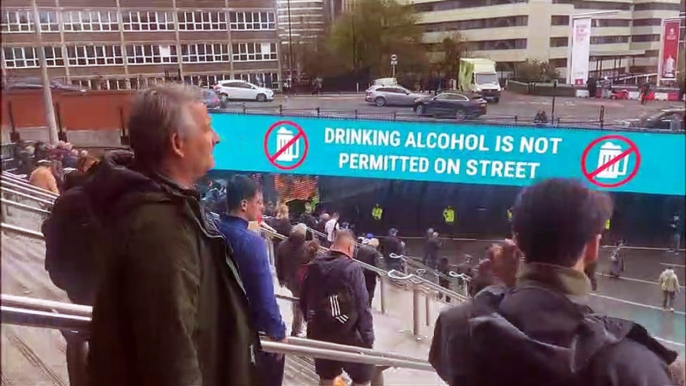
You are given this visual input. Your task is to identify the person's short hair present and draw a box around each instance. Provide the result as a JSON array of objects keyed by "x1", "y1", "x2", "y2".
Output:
[
  {"x1": 512, "y1": 178, "x2": 613, "y2": 267},
  {"x1": 368, "y1": 238, "x2": 380, "y2": 248},
  {"x1": 128, "y1": 84, "x2": 202, "y2": 169},
  {"x1": 333, "y1": 229, "x2": 355, "y2": 247},
  {"x1": 291, "y1": 223, "x2": 307, "y2": 237},
  {"x1": 225, "y1": 175, "x2": 261, "y2": 212},
  {"x1": 277, "y1": 204, "x2": 289, "y2": 219}
]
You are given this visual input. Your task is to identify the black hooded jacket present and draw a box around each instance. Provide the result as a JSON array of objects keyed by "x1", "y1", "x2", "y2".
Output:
[{"x1": 429, "y1": 263, "x2": 677, "y2": 386}]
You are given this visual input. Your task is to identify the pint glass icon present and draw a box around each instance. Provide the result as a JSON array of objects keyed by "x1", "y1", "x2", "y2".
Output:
[
  {"x1": 276, "y1": 127, "x2": 300, "y2": 162},
  {"x1": 596, "y1": 142, "x2": 629, "y2": 179}
]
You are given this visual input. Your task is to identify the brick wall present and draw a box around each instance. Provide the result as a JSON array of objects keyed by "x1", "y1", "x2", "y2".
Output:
[{"x1": 1, "y1": 89, "x2": 134, "y2": 132}]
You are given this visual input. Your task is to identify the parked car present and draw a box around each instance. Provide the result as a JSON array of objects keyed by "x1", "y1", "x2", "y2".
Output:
[
  {"x1": 201, "y1": 88, "x2": 221, "y2": 109},
  {"x1": 413, "y1": 93, "x2": 487, "y2": 121},
  {"x1": 213, "y1": 80, "x2": 274, "y2": 102},
  {"x1": 618, "y1": 107, "x2": 685, "y2": 131},
  {"x1": 365, "y1": 85, "x2": 426, "y2": 107}
]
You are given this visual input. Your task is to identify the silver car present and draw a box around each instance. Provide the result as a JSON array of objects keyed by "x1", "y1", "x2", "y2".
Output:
[{"x1": 365, "y1": 85, "x2": 426, "y2": 107}]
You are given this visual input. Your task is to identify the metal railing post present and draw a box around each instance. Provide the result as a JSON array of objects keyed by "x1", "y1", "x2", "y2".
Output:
[
  {"x1": 425, "y1": 292, "x2": 431, "y2": 326},
  {"x1": 379, "y1": 276, "x2": 387, "y2": 314},
  {"x1": 412, "y1": 285, "x2": 420, "y2": 337}
]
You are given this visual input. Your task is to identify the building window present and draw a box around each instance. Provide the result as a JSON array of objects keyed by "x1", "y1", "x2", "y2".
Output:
[
  {"x1": 634, "y1": 2, "x2": 681, "y2": 11},
  {"x1": 2, "y1": 47, "x2": 38, "y2": 68},
  {"x1": 178, "y1": 11, "x2": 228, "y2": 31},
  {"x1": 575, "y1": 1, "x2": 632, "y2": 10},
  {"x1": 632, "y1": 18, "x2": 662, "y2": 27},
  {"x1": 590, "y1": 35, "x2": 630, "y2": 44},
  {"x1": 43, "y1": 46, "x2": 64, "y2": 66},
  {"x1": 595, "y1": 19, "x2": 631, "y2": 27},
  {"x1": 122, "y1": 11, "x2": 175, "y2": 31},
  {"x1": 126, "y1": 44, "x2": 178, "y2": 64},
  {"x1": 67, "y1": 45, "x2": 124, "y2": 66},
  {"x1": 63, "y1": 11, "x2": 119, "y2": 31},
  {"x1": 468, "y1": 39, "x2": 527, "y2": 51},
  {"x1": 424, "y1": 16, "x2": 528, "y2": 32},
  {"x1": 1, "y1": 10, "x2": 57, "y2": 32},
  {"x1": 550, "y1": 37, "x2": 568, "y2": 47},
  {"x1": 551, "y1": 15, "x2": 569, "y2": 26},
  {"x1": 548, "y1": 58, "x2": 567, "y2": 68},
  {"x1": 231, "y1": 42, "x2": 278, "y2": 61},
  {"x1": 632, "y1": 34, "x2": 660, "y2": 42},
  {"x1": 72, "y1": 78, "x2": 128, "y2": 90},
  {"x1": 234, "y1": 72, "x2": 280, "y2": 89},
  {"x1": 181, "y1": 43, "x2": 231, "y2": 63},
  {"x1": 229, "y1": 12, "x2": 276, "y2": 31},
  {"x1": 415, "y1": 0, "x2": 528, "y2": 13}
]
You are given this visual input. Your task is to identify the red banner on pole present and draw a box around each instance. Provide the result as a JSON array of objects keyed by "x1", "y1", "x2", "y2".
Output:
[{"x1": 659, "y1": 19, "x2": 681, "y2": 83}]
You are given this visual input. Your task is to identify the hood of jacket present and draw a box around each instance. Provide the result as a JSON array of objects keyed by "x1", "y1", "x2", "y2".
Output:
[
  {"x1": 453, "y1": 263, "x2": 677, "y2": 385},
  {"x1": 312, "y1": 251, "x2": 354, "y2": 278},
  {"x1": 82, "y1": 150, "x2": 197, "y2": 218}
]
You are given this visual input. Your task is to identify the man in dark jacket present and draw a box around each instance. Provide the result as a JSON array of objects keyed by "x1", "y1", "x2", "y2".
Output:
[
  {"x1": 87, "y1": 84, "x2": 258, "y2": 386},
  {"x1": 354, "y1": 238, "x2": 382, "y2": 307},
  {"x1": 276, "y1": 223, "x2": 310, "y2": 337},
  {"x1": 429, "y1": 178, "x2": 677, "y2": 386},
  {"x1": 218, "y1": 175, "x2": 287, "y2": 386},
  {"x1": 380, "y1": 228, "x2": 404, "y2": 271},
  {"x1": 426, "y1": 231, "x2": 441, "y2": 269},
  {"x1": 300, "y1": 229, "x2": 375, "y2": 385}
]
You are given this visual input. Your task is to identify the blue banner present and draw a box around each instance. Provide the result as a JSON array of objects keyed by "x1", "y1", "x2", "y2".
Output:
[{"x1": 211, "y1": 113, "x2": 685, "y2": 196}]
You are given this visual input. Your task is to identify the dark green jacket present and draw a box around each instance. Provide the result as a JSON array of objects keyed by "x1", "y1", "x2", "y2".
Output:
[{"x1": 86, "y1": 151, "x2": 259, "y2": 386}]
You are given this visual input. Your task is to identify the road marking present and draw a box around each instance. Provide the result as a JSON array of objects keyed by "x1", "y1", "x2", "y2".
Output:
[
  {"x1": 598, "y1": 273, "x2": 657, "y2": 285},
  {"x1": 654, "y1": 337, "x2": 685, "y2": 347},
  {"x1": 590, "y1": 293, "x2": 686, "y2": 316},
  {"x1": 659, "y1": 262, "x2": 686, "y2": 268}
]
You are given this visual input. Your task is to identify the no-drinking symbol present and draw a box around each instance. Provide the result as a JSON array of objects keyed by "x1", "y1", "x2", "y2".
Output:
[
  {"x1": 263, "y1": 120, "x2": 309, "y2": 170},
  {"x1": 581, "y1": 135, "x2": 641, "y2": 188}
]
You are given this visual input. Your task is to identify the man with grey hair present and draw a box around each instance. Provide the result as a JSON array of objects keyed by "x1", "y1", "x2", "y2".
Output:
[
  {"x1": 276, "y1": 223, "x2": 311, "y2": 337},
  {"x1": 85, "y1": 84, "x2": 259, "y2": 386}
]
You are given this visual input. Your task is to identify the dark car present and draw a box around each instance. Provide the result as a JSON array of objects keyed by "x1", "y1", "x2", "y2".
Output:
[
  {"x1": 618, "y1": 107, "x2": 685, "y2": 131},
  {"x1": 201, "y1": 88, "x2": 221, "y2": 109},
  {"x1": 414, "y1": 93, "x2": 487, "y2": 121}
]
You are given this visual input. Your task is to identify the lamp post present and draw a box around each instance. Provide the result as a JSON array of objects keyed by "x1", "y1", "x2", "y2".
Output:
[
  {"x1": 286, "y1": 0, "x2": 294, "y2": 80},
  {"x1": 565, "y1": 10, "x2": 619, "y2": 85},
  {"x1": 31, "y1": 0, "x2": 59, "y2": 145}
]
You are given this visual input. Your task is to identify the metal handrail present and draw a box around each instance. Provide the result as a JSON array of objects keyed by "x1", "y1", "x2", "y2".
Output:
[
  {"x1": 0, "y1": 187, "x2": 55, "y2": 206},
  {"x1": 0, "y1": 179, "x2": 58, "y2": 201},
  {"x1": 1, "y1": 198, "x2": 51, "y2": 215},
  {"x1": 1, "y1": 222, "x2": 44, "y2": 238},
  {"x1": 1, "y1": 172, "x2": 58, "y2": 197},
  {"x1": 0, "y1": 299, "x2": 433, "y2": 371}
]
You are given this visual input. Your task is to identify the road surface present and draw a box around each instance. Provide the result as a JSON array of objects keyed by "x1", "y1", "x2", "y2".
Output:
[{"x1": 15, "y1": 91, "x2": 681, "y2": 148}]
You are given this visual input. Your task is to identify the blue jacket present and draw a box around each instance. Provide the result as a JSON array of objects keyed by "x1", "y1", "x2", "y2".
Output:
[{"x1": 218, "y1": 215, "x2": 286, "y2": 341}]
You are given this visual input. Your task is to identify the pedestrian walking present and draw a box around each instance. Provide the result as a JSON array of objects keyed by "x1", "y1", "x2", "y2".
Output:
[{"x1": 659, "y1": 266, "x2": 680, "y2": 312}]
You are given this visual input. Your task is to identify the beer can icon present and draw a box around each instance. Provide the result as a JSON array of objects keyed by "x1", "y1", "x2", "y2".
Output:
[
  {"x1": 276, "y1": 127, "x2": 299, "y2": 162},
  {"x1": 596, "y1": 142, "x2": 629, "y2": 179}
]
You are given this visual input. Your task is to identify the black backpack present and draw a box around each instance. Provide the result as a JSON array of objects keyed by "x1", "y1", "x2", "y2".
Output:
[
  {"x1": 306, "y1": 260, "x2": 359, "y2": 337},
  {"x1": 42, "y1": 184, "x2": 104, "y2": 305}
]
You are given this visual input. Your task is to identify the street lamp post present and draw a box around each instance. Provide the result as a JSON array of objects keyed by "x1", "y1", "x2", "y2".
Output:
[
  {"x1": 286, "y1": 0, "x2": 294, "y2": 81},
  {"x1": 31, "y1": 0, "x2": 59, "y2": 145}
]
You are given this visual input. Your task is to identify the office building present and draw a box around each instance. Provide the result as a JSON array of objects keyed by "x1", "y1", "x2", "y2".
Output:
[
  {"x1": 1, "y1": 0, "x2": 282, "y2": 90},
  {"x1": 411, "y1": 0, "x2": 683, "y2": 79}
]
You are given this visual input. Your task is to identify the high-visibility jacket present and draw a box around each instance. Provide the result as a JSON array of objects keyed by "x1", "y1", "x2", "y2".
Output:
[
  {"x1": 507, "y1": 209, "x2": 513, "y2": 222},
  {"x1": 443, "y1": 207, "x2": 455, "y2": 224},
  {"x1": 605, "y1": 219, "x2": 611, "y2": 230},
  {"x1": 372, "y1": 205, "x2": 383, "y2": 220}
]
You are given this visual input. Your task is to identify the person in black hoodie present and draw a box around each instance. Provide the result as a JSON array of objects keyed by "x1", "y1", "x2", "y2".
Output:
[
  {"x1": 429, "y1": 178, "x2": 677, "y2": 386},
  {"x1": 354, "y1": 238, "x2": 382, "y2": 307},
  {"x1": 300, "y1": 229, "x2": 375, "y2": 386}
]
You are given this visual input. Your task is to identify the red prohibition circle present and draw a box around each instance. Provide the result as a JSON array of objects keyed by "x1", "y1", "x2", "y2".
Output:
[
  {"x1": 581, "y1": 134, "x2": 641, "y2": 188},
  {"x1": 263, "y1": 120, "x2": 309, "y2": 171}
]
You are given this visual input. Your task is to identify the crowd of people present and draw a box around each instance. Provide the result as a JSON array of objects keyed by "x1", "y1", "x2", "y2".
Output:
[
  {"x1": 13, "y1": 140, "x2": 98, "y2": 195},
  {"x1": 36, "y1": 83, "x2": 685, "y2": 386}
]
